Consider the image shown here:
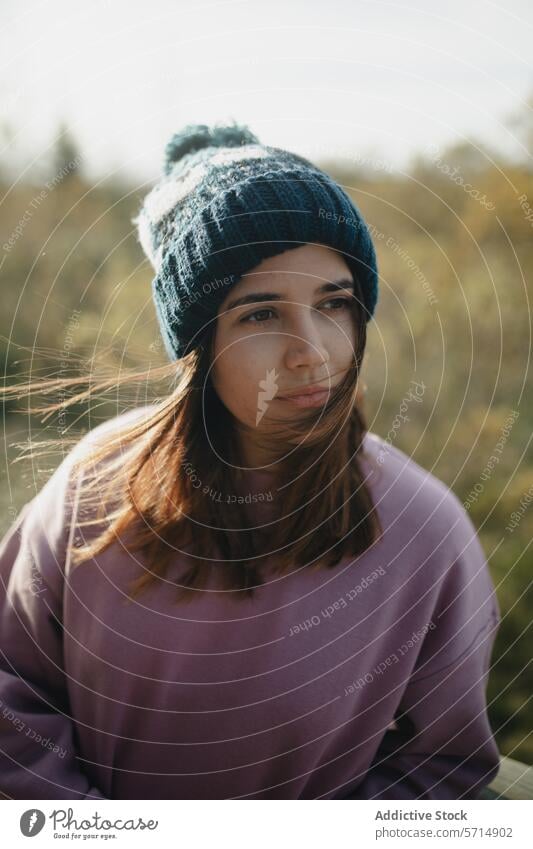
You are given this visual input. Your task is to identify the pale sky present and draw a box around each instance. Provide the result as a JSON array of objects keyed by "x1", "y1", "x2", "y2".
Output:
[{"x1": 1, "y1": 0, "x2": 532, "y2": 182}]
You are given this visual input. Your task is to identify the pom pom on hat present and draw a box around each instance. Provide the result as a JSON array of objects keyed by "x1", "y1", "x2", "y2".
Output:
[{"x1": 163, "y1": 122, "x2": 260, "y2": 175}]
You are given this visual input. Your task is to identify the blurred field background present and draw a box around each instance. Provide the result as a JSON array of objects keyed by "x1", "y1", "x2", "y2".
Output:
[
  {"x1": 0, "y1": 0, "x2": 532, "y2": 770},
  {"x1": 1, "y1": 115, "x2": 531, "y2": 765}
]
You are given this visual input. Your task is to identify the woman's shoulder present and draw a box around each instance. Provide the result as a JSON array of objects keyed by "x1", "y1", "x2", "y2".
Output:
[
  {"x1": 360, "y1": 431, "x2": 478, "y2": 559},
  {"x1": 74, "y1": 404, "x2": 158, "y2": 452},
  {"x1": 29, "y1": 405, "x2": 158, "y2": 520}
]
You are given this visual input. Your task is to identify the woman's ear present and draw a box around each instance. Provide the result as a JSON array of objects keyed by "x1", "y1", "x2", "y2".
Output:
[{"x1": 354, "y1": 379, "x2": 367, "y2": 405}]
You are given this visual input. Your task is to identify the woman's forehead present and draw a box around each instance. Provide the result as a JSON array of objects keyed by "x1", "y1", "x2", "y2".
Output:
[{"x1": 218, "y1": 247, "x2": 353, "y2": 311}]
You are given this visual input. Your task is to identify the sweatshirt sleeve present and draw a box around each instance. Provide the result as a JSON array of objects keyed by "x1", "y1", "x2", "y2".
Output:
[
  {"x1": 345, "y1": 504, "x2": 501, "y2": 800},
  {"x1": 0, "y1": 443, "x2": 108, "y2": 800}
]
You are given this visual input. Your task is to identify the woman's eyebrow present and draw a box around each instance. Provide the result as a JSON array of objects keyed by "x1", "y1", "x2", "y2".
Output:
[{"x1": 224, "y1": 278, "x2": 354, "y2": 312}]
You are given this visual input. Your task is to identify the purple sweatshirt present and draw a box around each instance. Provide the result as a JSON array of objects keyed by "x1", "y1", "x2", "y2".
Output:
[{"x1": 0, "y1": 405, "x2": 501, "y2": 800}]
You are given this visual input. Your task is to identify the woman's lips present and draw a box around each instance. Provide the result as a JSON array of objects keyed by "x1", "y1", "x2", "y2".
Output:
[{"x1": 277, "y1": 389, "x2": 330, "y2": 408}]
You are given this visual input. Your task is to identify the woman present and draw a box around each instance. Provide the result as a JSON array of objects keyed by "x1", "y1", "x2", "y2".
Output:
[{"x1": 0, "y1": 123, "x2": 500, "y2": 800}]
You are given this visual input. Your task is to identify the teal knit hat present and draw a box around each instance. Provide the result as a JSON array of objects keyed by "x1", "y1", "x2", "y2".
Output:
[{"x1": 133, "y1": 122, "x2": 379, "y2": 360}]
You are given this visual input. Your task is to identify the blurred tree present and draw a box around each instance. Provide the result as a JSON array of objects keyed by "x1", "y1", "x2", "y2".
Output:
[{"x1": 49, "y1": 120, "x2": 83, "y2": 181}]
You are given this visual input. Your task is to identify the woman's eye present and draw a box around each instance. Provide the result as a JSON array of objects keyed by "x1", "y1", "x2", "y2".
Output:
[
  {"x1": 239, "y1": 299, "x2": 351, "y2": 324},
  {"x1": 322, "y1": 297, "x2": 351, "y2": 311},
  {"x1": 240, "y1": 308, "x2": 275, "y2": 324}
]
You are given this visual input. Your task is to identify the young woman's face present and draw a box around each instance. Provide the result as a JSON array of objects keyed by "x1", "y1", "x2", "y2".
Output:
[{"x1": 210, "y1": 244, "x2": 358, "y2": 465}]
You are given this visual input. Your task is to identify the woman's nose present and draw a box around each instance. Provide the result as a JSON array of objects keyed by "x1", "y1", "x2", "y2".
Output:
[{"x1": 283, "y1": 310, "x2": 330, "y2": 370}]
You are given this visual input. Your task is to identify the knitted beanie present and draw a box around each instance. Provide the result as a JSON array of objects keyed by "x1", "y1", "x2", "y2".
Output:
[{"x1": 133, "y1": 122, "x2": 379, "y2": 361}]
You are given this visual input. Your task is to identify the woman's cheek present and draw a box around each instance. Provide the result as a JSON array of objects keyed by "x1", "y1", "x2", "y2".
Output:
[
  {"x1": 214, "y1": 355, "x2": 262, "y2": 420},
  {"x1": 241, "y1": 331, "x2": 282, "y2": 364},
  {"x1": 326, "y1": 322, "x2": 355, "y2": 361}
]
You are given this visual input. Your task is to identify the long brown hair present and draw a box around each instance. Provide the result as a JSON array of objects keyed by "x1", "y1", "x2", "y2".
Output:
[{"x1": 1, "y1": 274, "x2": 382, "y2": 604}]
